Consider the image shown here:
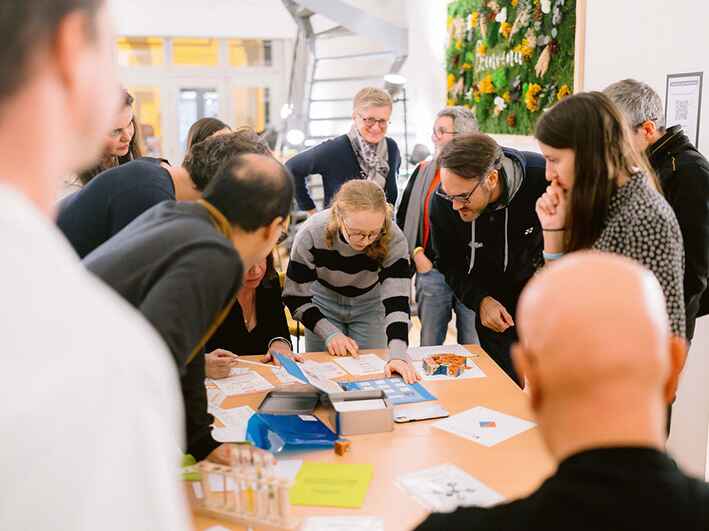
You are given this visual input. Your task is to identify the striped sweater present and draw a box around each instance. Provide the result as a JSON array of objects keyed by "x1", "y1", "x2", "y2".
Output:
[{"x1": 283, "y1": 209, "x2": 411, "y2": 360}]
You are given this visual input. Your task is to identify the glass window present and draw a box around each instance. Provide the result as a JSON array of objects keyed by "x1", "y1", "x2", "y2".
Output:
[
  {"x1": 228, "y1": 39, "x2": 272, "y2": 67},
  {"x1": 117, "y1": 37, "x2": 165, "y2": 66},
  {"x1": 178, "y1": 88, "x2": 219, "y2": 150},
  {"x1": 233, "y1": 87, "x2": 270, "y2": 131},
  {"x1": 127, "y1": 87, "x2": 163, "y2": 157},
  {"x1": 172, "y1": 38, "x2": 220, "y2": 66}
]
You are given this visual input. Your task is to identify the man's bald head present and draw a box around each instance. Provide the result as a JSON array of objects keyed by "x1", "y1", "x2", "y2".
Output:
[
  {"x1": 513, "y1": 252, "x2": 685, "y2": 458},
  {"x1": 203, "y1": 153, "x2": 293, "y2": 232}
]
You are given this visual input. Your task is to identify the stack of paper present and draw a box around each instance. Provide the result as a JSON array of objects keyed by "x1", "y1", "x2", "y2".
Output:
[
  {"x1": 397, "y1": 464, "x2": 504, "y2": 512},
  {"x1": 303, "y1": 360, "x2": 347, "y2": 379},
  {"x1": 210, "y1": 370, "x2": 273, "y2": 396},
  {"x1": 290, "y1": 462, "x2": 374, "y2": 508},
  {"x1": 209, "y1": 405, "x2": 255, "y2": 442}
]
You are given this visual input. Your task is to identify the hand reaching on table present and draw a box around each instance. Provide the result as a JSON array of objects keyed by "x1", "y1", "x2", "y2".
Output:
[
  {"x1": 205, "y1": 349, "x2": 239, "y2": 379},
  {"x1": 385, "y1": 359, "x2": 421, "y2": 384},
  {"x1": 325, "y1": 333, "x2": 359, "y2": 357},
  {"x1": 261, "y1": 339, "x2": 304, "y2": 365}
]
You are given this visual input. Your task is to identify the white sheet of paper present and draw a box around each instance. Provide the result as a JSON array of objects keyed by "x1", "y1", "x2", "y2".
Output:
[
  {"x1": 413, "y1": 359, "x2": 486, "y2": 381},
  {"x1": 393, "y1": 403, "x2": 449, "y2": 422},
  {"x1": 398, "y1": 464, "x2": 504, "y2": 512},
  {"x1": 303, "y1": 360, "x2": 347, "y2": 379},
  {"x1": 210, "y1": 405, "x2": 255, "y2": 442},
  {"x1": 274, "y1": 459, "x2": 303, "y2": 482},
  {"x1": 433, "y1": 406, "x2": 536, "y2": 447},
  {"x1": 206, "y1": 386, "x2": 225, "y2": 407},
  {"x1": 212, "y1": 370, "x2": 273, "y2": 396},
  {"x1": 271, "y1": 365, "x2": 303, "y2": 385},
  {"x1": 333, "y1": 399, "x2": 387, "y2": 412},
  {"x1": 304, "y1": 371, "x2": 343, "y2": 394},
  {"x1": 333, "y1": 354, "x2": 387, "y2": 376},
  {"x1": 407, "y1": 344, "x2": 478, "y2": 361},
  {"x1": 301, "y1": 517, "x2": 384, "y2": 531}
]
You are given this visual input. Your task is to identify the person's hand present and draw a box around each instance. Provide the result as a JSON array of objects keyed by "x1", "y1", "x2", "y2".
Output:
[
  {"x1": 206, "y1": 443, "x2": 236, "y2": 465},
  {"x1": 261, "y1": 340, "x2": 304, "y2": 364},
  {"x1": 479, "y1": 296, "x2": 514, "y2": 333},
  {"x1": 325, "y1": 333, "x2": 359, "y2": 357},
  {"x1": 385, "y1": 359, "x2": 421, "y2": 384},
  {"x1": 414, "y1": 251, "x2": 433, "y2": 274},
  {"x1": 535, "y1": 181, "x2": 567, "y2": 230},
  {"x1": 307, "y1": 209, "x2": 317, "y2": 217},
  {"x1": 206, "y1": 443, "x2": 276, "y2": 467},
  {"x1": 205, "y1": 349, "x2": 239, "y2": 379}
]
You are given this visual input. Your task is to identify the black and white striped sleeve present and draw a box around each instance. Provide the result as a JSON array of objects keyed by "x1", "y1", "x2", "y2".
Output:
[{"x1": 379, "y1": 227, "x2": 412, "y2": 361}]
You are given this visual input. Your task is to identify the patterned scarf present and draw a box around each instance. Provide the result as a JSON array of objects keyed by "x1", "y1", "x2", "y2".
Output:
[{"x1": 347, "y1": 124, "x2": 389, "y2": 190}]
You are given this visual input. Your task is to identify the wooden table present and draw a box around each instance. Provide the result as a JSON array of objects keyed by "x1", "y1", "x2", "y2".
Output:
[{"x1": 191, "y1": 346, "x2": 554, "y2": 530}]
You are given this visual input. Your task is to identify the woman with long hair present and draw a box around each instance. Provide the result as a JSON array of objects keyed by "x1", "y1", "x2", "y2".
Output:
[
  {"x1": 77, "y1": 89, "x2": 142, "y2": 185},
  {"x1": 534, "y1": 91, "x2": 686, "y2": 337},
  {"x1": 284, "y1": 180, "x2": 419, "y2": 382}
]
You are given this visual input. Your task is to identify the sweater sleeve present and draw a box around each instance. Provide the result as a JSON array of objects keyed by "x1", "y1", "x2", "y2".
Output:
[
  {"x1": 286, "y1": 144, "x2": 327, "y2": 212},
  {"x1": 282, "y1": 224, "x2": 340, "y2": 340},
  {"x1": 385, "y1": 140, "x2": 401, "y2": 206},
  {"x1": 379, "y1": 226, "x2": 412, "y2": 361}
]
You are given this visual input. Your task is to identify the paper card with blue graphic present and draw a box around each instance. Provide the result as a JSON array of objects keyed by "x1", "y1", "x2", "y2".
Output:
[
  {"x1": 341, "y1": 377, "x2": 436, "y2": 405},
  {"x1": 273, "y1": 352, "x2": 309, "y2": 384}
]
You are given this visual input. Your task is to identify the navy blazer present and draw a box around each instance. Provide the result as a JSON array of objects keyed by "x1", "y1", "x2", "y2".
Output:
[{"x1": 286, "y1": 134, "x2": 401, "y2": 210}]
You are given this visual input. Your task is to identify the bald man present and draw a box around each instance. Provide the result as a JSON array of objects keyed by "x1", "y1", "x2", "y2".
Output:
[
  {"x1": 414, "y1": 252, "x2": 708, "y2": 531},
  {"x1": 85, "y1": 153, "x2": 293, "y2": 464}
]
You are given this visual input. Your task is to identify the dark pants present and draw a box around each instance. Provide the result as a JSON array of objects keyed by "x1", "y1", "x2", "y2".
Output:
[{"x1": 476, "y1": 316, "x2": 520, "y2": 386}]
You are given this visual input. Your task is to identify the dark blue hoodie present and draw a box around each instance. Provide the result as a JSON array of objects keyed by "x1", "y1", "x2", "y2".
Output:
[{"x1": 429, "y1": 147, "x2": 547, "y2": 315}]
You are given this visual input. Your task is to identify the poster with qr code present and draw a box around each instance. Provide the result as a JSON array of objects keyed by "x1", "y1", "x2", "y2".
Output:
[{"x1": 665, "y1": 72, "x2": 703, "y2": 148}]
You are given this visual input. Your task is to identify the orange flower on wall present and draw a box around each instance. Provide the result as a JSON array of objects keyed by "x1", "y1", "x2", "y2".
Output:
[
  {"x1": 525, "y1": 83, "x2": 542, "y2": 111},
  {"x1": 480, "y1": 74, "x2": 496, "y2": 94},
  {"x1": 557, "y1": 84, "x2": 571, "y2": 101}
]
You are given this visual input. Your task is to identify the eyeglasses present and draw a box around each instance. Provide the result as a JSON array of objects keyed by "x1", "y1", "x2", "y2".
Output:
[
  {"x1": 357, "y1": 113, "x2": 390, "y2": 129},
  {"x1": 435, "y1": 179, "x2": 484, "y2": 205},
  {"x1": 340, "y1": 218, "x2": 384, "y2": 243},
  {"x1": 432, "y1": 127, "x2": 458, "y2": 138}
]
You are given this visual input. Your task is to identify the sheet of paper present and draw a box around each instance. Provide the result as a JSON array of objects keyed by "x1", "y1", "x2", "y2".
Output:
[
  {"x1": 301, "y1": 517, "x2": 384, "y2": 531},
  {"x1": 303, "y1": 360, "x2": 347, "y2": 379},
  {"x1": 211, "y1": 370, "x2": 273, "y2": 396},
  {"x1": 398, "y1": 464, "x2": 504, "y2": 512},
  {"x1": 271, "y1": 365, "x2": 303, "y2": 385},
  {"x1": 333, "y1": 354, "x2": 387, "y2": 376},
  {"x1": 274, "y1": 352, "x2": 309, "y2": 383},
  {"x1": 206, "y1": 386, "x2": 225, "y2": 407},
  {"x1": 333, "y1": 399, "x2": 387, "y2": 412},
  {"x1": 210, "y1": 405, "x2": 255, "y2": 442},
  {"x1": 433, "y1": 406, "x2": 536, "y2": 447},
  {"x1": 274, "y1": 459, "x2": 303, "y2": 483},
  {"x1": 305, "y1": 372, "x2": 343, "y2": 394},
  {"x1": 289, "y1": 462, "x2": 373, "y2": 508},
  {"x1": 407, "y1": 344, "x2": 478, "y2": 361},
  {"x1": 413, "y1": 359, "x2": 486, "y2": 381}
]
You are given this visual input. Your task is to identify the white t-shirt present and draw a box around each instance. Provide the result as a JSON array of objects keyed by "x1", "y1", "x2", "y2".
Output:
[{"x1": 0, "y1": 184, "x2": 190, "y2": 530}]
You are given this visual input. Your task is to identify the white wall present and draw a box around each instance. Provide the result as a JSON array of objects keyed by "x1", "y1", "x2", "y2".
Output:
[{"x1": 108, "y1": 0, "x2": 296, "y2": 38}]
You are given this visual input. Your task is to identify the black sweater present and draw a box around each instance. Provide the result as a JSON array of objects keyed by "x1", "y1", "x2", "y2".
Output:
[
  {"x1": 206, "y1": 279, "x2": 290, "y2": 355},
  {"x1": 415, "y1": 447, "x2": 709, "y2": 531},
  {"x1": 429, "y1": 148, "x2": 547, "y2": 314},
  {"x1": 649, "y1": 125, "x2": 709, "y2": 339},
  {"x1": 286, "y1": 134, "x2": 401, "y2": 211},
  {"x1": 84, "y1": 201, "x2": 243, "y2": 461}
]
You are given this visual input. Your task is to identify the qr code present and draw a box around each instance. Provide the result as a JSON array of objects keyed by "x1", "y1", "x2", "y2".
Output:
[{"x1": 675, "y1": 100, "x2": 689, "y2": 121}]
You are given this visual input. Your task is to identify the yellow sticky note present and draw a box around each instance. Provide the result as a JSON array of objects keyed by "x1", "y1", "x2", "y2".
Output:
[{"x1": 289, "y1": 462, "x2": 373, "y2": 508}]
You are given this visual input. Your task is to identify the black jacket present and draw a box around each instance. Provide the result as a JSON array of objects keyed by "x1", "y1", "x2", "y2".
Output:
[
  {"x1": 649, "y1": 125, "x2": 709, "y2": 339},
  {"x1": 429, "y1": 148, "x2": 546, "y2": 314},
  {"x1": 286, "y1": 134, "x2": 400, "y2": 211}
]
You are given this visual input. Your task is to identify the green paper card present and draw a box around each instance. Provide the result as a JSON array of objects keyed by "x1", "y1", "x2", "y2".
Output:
[{"x1": 289, "y1": 462, "x2": 373, "y2": 508}]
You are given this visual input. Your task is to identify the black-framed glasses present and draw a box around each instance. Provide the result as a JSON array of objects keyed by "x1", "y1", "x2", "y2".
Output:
[
  {"x1": 435, "y1": 179, "x2": 484, "y2": 205},
  {"x1": 357, "y1": 113, "x2": 390, "y2": 129},
  {"x1": 340, "y1": 218, "x2": 384, "y2": 243}
]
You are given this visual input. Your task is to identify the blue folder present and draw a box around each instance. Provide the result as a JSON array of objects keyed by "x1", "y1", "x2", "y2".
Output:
[
  {"x1": 246, "y1": 413, "x2": 338, "y2": 453},
  {"x1": 341, "y1": 377, "x2": 436, "y2": 405}
]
